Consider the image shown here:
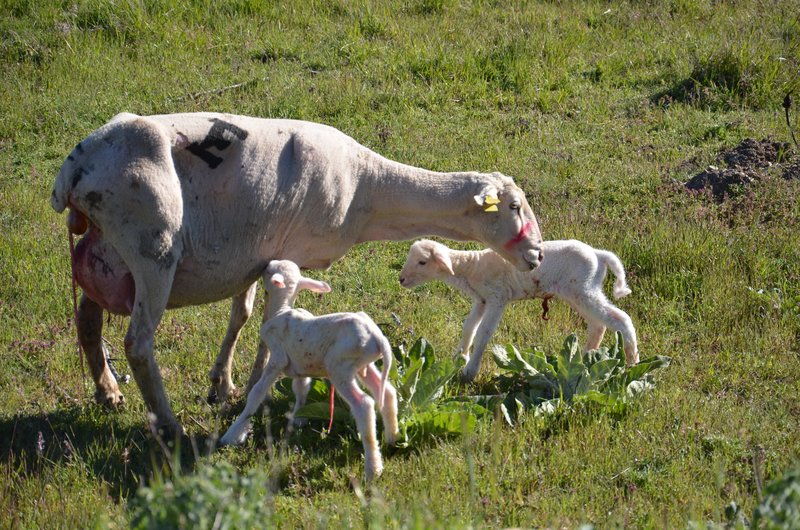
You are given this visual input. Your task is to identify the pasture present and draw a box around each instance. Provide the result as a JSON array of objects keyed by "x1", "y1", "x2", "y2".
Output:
[{"x1": 1, "y1": 0, "x2": 799, "y2": 527}]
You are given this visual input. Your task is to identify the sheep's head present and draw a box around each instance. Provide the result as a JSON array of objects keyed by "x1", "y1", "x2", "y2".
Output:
[
  {"x1": 265, "y1": 260, "x2": 331, "y2": 303},
  {"x1": 470, "y1": 175, "x2": 543, "y2": 271},
  {"x1": 399, "y1": 240, "x2": 455, "y2": 289}
]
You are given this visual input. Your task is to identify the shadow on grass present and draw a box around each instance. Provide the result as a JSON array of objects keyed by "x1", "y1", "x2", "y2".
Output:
[{"x1": 0, "y1": 395, "x2": 393, "y2": 501}]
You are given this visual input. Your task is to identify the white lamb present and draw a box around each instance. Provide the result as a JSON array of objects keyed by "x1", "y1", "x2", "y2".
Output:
[
  {"x1": 220, "y1": 260, "x2": 399, "y2": 481},
  {"x1": 400, "y1": 239, "x2": 639, "y2": 382}
]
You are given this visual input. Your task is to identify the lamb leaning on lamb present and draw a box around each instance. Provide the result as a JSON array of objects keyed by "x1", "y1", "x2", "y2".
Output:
[
  {"x1": 400, "y1": 239, "x2": 639, "y2": 381},
  {"x1": 220, "y1": 259, "x2": 399, "y2": 482}
]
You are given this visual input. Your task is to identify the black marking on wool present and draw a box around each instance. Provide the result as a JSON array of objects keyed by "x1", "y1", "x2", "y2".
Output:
[
  {"x1": 71, "y1": 167, "x2": 85, "y2": 188},
  {"x1": 86, "y1": 191, "x2": 103, "y2": 210},
  {"x1": 186, "y1": 118, "x2": 250, "y2": 169}
]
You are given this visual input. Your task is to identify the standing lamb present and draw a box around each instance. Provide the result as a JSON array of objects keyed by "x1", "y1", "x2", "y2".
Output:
[
  {"x1": 51, "y1": 112, "x2": 545, "y2": 436},
  {"x1": 399, "y1": 239, "x2": 639, "y2": 382},
  {"x1": 220, "y1": 260, "x2": 399, "y2": 482}
]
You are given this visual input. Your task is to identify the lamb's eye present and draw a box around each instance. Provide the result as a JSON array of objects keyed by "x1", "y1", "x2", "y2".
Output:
[
  {"x1": 418, "y1": 260, "x2": 427, "y2": 266},
  {"x1": 510, "y1": 202, "x2": 521, "y2": 211}
]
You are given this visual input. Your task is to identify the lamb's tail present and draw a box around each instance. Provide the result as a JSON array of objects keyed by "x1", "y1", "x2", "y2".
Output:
[{"x1": 596, "y1": 249, "x2": 632, "y2": 299}]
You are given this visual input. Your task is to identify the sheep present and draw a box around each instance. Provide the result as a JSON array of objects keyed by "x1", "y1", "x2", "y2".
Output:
[
  {"x1": 399, "y1": 239, "x2": 639, "y2": 382},
  {"x1": 220, "y1": 260, "x2": 399, "y2": 482},
  {"x1": 52, "y1": 112, "x2": 544, "y2": 434}
]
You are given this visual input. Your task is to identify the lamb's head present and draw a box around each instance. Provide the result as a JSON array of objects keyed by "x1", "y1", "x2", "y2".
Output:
[
  {"x1": 399, "y1": 240, "x2": 455, "y2": 288},
  {"x1": 469, "y1": 175, "x2": 543, "y2": 272},
  {"x1": 264, "y1": 259, "x2": 331, "y2": 305}
]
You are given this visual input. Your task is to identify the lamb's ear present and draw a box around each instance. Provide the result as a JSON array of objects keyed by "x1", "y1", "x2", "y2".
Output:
[
  {"x1": 432, "y1": 248, "x2": 455, "y2": 276},
  {"x1": 298, "y1": 277, "x2": 332, "y2": 294},
  {"x1": 172, "y1": 132, "x2": 189, "y2": 149},
  {"x1": 270, "y1": 273, "x2": 286, "y2": 289},
  {"x1": 473, "y1": 186, "x2": 501, "y2": 212}
]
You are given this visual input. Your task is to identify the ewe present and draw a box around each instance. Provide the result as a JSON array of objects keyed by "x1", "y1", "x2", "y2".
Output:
[
  {"x1": 220, "y1": 260, "x2": 398, "y2": 482},
  {"x1": 400, "y1": 239, "x2": 639, "y2": 381}
]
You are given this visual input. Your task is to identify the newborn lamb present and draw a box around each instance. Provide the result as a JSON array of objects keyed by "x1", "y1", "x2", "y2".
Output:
[
  {"x1": 220, "y1": 260, "x2": 399, "y2": 481},
  {"x1": 400, "y1": 239, "x2": 639, "y2": 381}
]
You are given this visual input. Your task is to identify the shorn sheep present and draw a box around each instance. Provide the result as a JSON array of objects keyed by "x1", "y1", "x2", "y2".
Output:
[
  {"x1": 51, "y1": 112, "x2": 544, "y2": 436},
  {"x1": 220, "y1": 260, "x2": 399, "y2": 482},
  {"x1": 399, "y1": 239, "x2": 639, "y2": 382}
]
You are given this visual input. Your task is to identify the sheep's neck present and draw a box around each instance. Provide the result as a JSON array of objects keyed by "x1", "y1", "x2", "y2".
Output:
[{"x1": 355, "y1": 157, "x2": 484, "y2": 242}]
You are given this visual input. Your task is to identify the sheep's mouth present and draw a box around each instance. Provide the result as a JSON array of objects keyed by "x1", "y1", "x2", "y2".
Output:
[{"x1": 523, "y1": 249, "x2": 542, "y2": 270}]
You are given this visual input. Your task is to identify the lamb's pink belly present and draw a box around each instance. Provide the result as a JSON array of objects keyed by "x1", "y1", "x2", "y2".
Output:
[{"x1": 74, "y1": 228, "x2": 135, "y2": 315}]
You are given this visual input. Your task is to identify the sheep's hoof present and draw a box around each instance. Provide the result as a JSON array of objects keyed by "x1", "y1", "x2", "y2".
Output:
[
  {"x1": 95, "y1": 389, "x2": 125, "y2": 408},
  {"x1": 207, "y1": 378, "x2": 238, "y2": 405}
]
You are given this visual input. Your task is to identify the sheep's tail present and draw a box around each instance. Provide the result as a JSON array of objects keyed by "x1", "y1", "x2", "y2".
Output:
[
  {"x1": 378, "y1": 335, "x2": 392, "y2": 411},
  {"x1": 597, "y1": 249, "x2": 632, "y2": 299}
]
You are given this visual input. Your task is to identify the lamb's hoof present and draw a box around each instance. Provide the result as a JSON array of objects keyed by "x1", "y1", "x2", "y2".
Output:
[{"x1": 94, "y1": 389, "x2": 125, "y2": 408}]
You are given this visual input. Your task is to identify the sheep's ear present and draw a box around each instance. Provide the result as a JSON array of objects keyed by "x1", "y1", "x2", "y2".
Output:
[
  {"x1": 473, "y1": 187, "x2": 501, "y2": 212},
  {"x1": 432, "y1": 248, "x2": 455, "y2": 276},
  {"x1": 270, "y1": 273, "x2": 286, "y2": 289},
  {"x1": 298, "y1": 278, "x2": 332, "y2": 294}
]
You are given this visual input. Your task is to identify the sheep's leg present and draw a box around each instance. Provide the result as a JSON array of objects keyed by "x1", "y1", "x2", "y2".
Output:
[
  {"x1": 220, "y1": 355, "x2": 286, "y2": 446},
  {"x1": 331, "y1": 374, "x2": 382, "y2": 481},
  {"x1": 290, "y1": 377, "x2": 312, "y2": 427},
  {"x1": 244, "y1": 303, "x2": 272, "y2": 394},
  {"x1": 461, "y1": 304, "x2": 505, "y2": 382},
  {"x1": 77, "y1": 294, "x2": 124, "y2": 407},
  {"x1": 208, "y1": 282, "x2": 258, "y2": 404},
  {"x1": 359, "y1": 363, "x2": 399, "y2": 445},
  {"x1": 457, "y1": 302, "x2": 485, "y2": 360},
  {"x1": 124, "y1": 264, "x2": 182, "y2": 439}
]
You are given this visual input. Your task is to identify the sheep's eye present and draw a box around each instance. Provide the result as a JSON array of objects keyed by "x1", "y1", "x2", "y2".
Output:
[
  {"x1": 418, "y1": 260, "x2": 427, "y2": 266},
  {"x1": 510, "y1": 202, "x2": 521, "y2": 211}
]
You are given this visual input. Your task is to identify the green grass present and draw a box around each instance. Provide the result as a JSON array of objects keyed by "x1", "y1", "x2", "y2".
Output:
[{"x1": 2, "y1": 0, "x2": 800, "y2": 527}]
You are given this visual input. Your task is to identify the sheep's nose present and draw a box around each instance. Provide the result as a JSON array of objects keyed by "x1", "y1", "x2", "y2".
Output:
[{"x1": 399, "y1": 277, "x2": 406, "y2": 285}]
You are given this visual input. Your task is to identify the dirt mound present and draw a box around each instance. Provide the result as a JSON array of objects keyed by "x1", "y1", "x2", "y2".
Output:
[
  {"x1": 684, "y1": 166, "x2": 757, "y2": 198},
  {"x1": 719, "y1": 138, "x2": 789, "y2": 169},
  {"x1": 684, "y1": 138, "x2": 795, "y2": 200}
]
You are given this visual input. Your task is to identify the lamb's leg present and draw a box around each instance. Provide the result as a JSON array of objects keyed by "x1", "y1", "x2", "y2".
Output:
[
  {"x1": 220, "y1": 356, "x2": 285, "y2": 446},
  {"x1": 331, "y1": 374, "x2": 382, "y2": 481},
  {"x1": 245, "y1": 303, "x2": 272, "y2": 394},
  {"x1": 574, "y1": 296, "x2": 639, "y2": 365},
  {"x1": 461, "y1": 303, "x2": 505, "y2": 382},
  {"x1": 457, "y1": 302, "x2": 485, "y2": 360},
  {"x1": 359, "y1": 363, "x2": 399, "y2": 445},
  {"x1": 290, "y1": 377, "x2": 312, "y2": 427},
  {"x1": 208, "y1": 282, "x2": 258, "y2": 404},
  {"x1": 77, "y1": 294, "x2": 124, "y2": 407},
  {"x1": 124, "y1": 264, "x2": 182, "y2": 439},
  {"x1": 584, "y1": 320, "x2": 607, "y2": 352}
]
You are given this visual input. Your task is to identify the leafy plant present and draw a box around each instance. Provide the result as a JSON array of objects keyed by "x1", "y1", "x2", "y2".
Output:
[
  {"x1": 390, "y1": 338, "x2": 486, "y2": 446},
  {"x1": 753, "y1": 464, "x2": 800, "y2": 529},
  {"x1": 128, "y1": 461, "x2": 275, "y2": 530},
  {"x1": 465, "y1": 334, "x2": 671, "y2": 424}
]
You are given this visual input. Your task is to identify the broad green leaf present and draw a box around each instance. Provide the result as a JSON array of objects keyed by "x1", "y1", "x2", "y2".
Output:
[
  {"x1": 588, "y1": 358, "x2": 620, "y2": 386},
  {"x1": 408, "y1": 357, "x2": 459, "y2": 409},
  {"x1": 399, "y1": 356, "x2": 425, "y2": 406},
  {"x1": 293, "y1": 401, "x2": 352, "y2": 423}
]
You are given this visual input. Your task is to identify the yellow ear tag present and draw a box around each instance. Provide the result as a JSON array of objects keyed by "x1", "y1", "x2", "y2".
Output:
[{"x1": 483, "y1": 196, "x2": 500, "y2": 212}]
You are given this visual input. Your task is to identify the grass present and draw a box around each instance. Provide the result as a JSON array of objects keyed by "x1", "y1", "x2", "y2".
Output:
[{"x1": 2, "y1": 0, "x2": 800, "y2": 527}]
